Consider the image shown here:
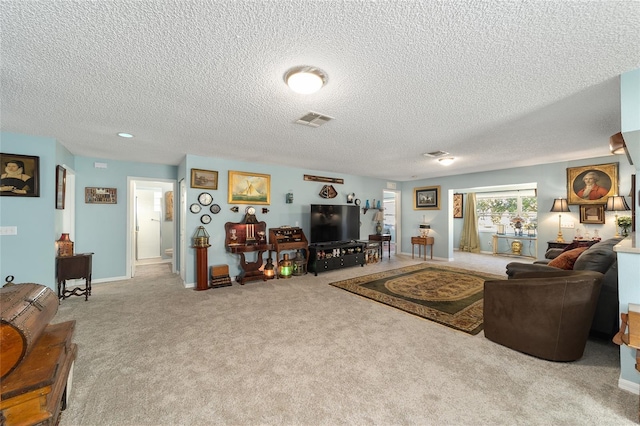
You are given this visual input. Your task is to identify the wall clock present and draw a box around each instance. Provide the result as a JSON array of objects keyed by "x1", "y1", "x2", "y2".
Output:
[
  {"x1": 198, "y1": 192, "x2": 213, "y2": 206},
  {"x1": 354, "y1": 199, "x2": 361, "y2": 206},
  {"x1": 190, "y1": 203, "x2": 201, "y2": 213},
  {"x1": 210, "y1": 204, "x2": 221, "y2": 214},
  {"x1": 200, "y1": 214, "x2": 212, "y2": 224}
]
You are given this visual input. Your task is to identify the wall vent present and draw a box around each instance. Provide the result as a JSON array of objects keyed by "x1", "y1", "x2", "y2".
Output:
[
  {"x1": 295, "y1": 112, "x2": 334, "y2": 128},
  {"x1": 423, "y1": 150, "x2": 450, "y2": 158}
]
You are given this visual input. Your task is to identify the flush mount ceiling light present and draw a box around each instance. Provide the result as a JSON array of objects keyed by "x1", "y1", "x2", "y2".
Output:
[
  {"x1": 438, "y1": 157, "x2": 455, "y2": 166},
  {"x1": 117, "y1": 132, "x2": 134, "y2": 138},
  {"x1": 284, "y1": 66, "x2": 328, "y2": 94}
]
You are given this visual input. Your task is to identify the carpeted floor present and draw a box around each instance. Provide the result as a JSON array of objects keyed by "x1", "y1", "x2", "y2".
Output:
[
  {"x1": 52, "y1": 253, "x2": 637, "y2": 425},
  {"x1": 330, "y1": 264, "x2": 503, "y2": 334}
]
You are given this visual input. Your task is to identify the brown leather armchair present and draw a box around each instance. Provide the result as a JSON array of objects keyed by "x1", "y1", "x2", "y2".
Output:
[{"x1": 483, "y1": 270, "x2": 603, "y2": 361}]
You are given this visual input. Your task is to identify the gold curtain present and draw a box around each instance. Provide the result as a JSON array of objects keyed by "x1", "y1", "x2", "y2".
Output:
[{"x1": 459, "y1": 193, "x2": 480, "y2": 253}]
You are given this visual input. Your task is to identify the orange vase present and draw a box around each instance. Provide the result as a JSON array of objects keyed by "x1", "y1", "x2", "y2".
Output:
[{"x1": 56, "y1": 233, "x2": 74, "y2": 257}]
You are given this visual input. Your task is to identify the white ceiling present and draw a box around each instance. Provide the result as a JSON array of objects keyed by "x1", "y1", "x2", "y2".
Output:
[{"x1": 1, "y1": 1, "x2": 639, "y2": 181}]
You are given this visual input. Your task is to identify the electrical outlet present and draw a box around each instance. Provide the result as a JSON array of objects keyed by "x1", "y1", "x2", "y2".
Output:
[
  {"x1": 561, "y1": 221, "x2": 575, "y2": 229},
  {"x1": 0, "y1": 226, "x2": 17, "y2": 235}
]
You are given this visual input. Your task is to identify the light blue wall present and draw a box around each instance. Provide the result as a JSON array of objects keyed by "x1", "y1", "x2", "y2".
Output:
[
  {"x1": 183, "y1": 154, "x2": 391, "y2": 285},
  {"x1": 74, "y1": 156, "x2": 177, "y2": 280},
  {"x1": 402, "y1": 158, "x2": 636, "y2": 260},
  {"x1": 0, "y1": 132, "x2": 57, "y2": 286}
]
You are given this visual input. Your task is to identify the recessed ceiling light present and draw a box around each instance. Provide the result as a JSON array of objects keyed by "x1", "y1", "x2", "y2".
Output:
[
  {"x1": 284, "y1": 66, "x2": 328, "y2": 94},
  {"x1": 117, "y1": 132, "x2": 134, "y2": 138},
  {"x1": 438, "y1": 157, "x2": 455, "y2": 166}
]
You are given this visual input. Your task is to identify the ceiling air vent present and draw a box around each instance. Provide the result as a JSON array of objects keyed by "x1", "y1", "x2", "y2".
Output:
[
  {"x1": 295, "y1": 112, "x2": 334, "y2": 128},
  {"x1": 423, "y1": 150, "x2": 450, "y2": 158}
]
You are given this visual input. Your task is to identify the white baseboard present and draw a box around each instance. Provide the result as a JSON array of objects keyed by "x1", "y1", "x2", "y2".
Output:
[
  {"x1": 618, "y1": 376, "x2": 640, "y2": 394},
  {"x1": 89, "y1": 276, "x2": 128, "y2": 284}
]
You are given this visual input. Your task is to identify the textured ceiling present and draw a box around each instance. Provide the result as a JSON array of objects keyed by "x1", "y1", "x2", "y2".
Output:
[{"x1": 1, "y1": 1, "x2": 639, "y2": 181}]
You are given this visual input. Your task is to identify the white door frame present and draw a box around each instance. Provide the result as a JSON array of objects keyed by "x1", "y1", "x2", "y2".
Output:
[{"x1": 127, "y1": 177, "x2": 177, "y2": 278}]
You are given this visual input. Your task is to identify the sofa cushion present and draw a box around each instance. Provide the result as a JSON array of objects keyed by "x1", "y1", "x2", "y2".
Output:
[
  {"x1": 573, "y1": 238, "x2": 620, "y2": 273},
  {"x1": 547, "y1": 247, "x2": 589, "y2": 270}
]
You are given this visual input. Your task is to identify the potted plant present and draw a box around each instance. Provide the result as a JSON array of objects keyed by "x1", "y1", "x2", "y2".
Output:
[{"x1": 617, "y1": 216, "x2": 632, "y2": 237}]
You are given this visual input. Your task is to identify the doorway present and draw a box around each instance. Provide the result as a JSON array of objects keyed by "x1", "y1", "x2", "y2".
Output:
[
  {"x1": 383, "y1": 190, "x2": 400, "y2": 254},
  {"x1": 127, "y1": 178, "x2": 176, "y2": 278}
]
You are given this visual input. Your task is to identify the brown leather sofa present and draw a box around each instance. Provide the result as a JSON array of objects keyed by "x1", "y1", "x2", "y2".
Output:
[
  {"x1": 484, "y1": 270, "x2": 603, "y2": 361},
  {"x1": 504, "y1": 237, "x2": 622, "y2": 338}
]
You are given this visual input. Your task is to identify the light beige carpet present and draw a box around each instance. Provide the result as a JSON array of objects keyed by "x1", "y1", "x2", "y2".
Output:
[{"x1": 52, "y1": 255, "x2": 637, "y2": 425}]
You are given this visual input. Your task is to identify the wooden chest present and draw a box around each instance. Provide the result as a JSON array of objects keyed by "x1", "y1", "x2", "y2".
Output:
[{"x1": 1, "y1": 284, "x2": 58, "y2": 379}]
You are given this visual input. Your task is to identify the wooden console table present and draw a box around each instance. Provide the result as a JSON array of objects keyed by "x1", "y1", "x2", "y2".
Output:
[
  {"x1": 411, "y1": 236, "x2": 434, "y2": 260},
  {"x1": 56, "y1": 253, "x2": 94, "y2": 301},
  {"x1": 369, "y1": 234, "x2": 391, "y2": 259}
]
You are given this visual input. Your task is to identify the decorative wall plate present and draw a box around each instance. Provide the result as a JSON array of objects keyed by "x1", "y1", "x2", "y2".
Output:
[
  {"x1": 198, "y1": 192, "x2": 213, "y2": 205},
  {"x1": 319, "y1": 185, "x2": 338, "y2": 199},
  {"x1": 210, "y1": 204, "x2": 221, "y2": 214},
  {"x1": 200, "y1": 214, "x2": 212, "y2": 224},
  {"x1": 190, "y1": 203, "x2": 201, "y2": 213}
]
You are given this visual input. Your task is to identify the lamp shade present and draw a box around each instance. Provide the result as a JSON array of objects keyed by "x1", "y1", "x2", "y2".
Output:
[
  {"x1": 372, "y1": 210, "x2": 384, "y2": 222},
  {"x1": 550, "y1": 198, "x2": 570, "y2": 213},
  {"x1": 606, "y1": 195, "x2": 630, "y2": 212},
  {"x1": 419, "y1": 224, "x2": 431, "y2": 229},
  {"x1": 610, "y1": 132, "x2": 626, "y2": 154}
]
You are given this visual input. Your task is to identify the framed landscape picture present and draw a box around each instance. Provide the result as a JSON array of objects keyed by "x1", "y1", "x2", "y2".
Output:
[
  {"x1": 413, "y1": 185, "x2": 440, "y2": 210},
  {"x1": 567, "y1": 163, "x2": 618, "y2": 205},
  {"x1": 228, "y1": 170, "x2": 270, "y2": 205},
  {"x1": 0, "y1": 152, "x2": 40, "y2": 197},
  {"x1": 191, "y1": 168, "x2": 218, "y2": 190}
]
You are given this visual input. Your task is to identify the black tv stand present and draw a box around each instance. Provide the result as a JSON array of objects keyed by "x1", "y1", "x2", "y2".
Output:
[{"x1": 308, "y1": 241, "x2": 366, "y2": 276}]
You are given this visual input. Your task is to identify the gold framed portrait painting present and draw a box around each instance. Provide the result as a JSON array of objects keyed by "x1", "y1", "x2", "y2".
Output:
[
  {"x1": 0, "y1": 153, "x2": 40, "y2": 197},
  {"x1": 567, "y1": 163, "x2": 618, "y2": 205}
]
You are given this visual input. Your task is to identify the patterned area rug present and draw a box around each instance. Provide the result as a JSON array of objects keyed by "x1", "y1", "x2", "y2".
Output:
[{"x1": 329, "y1": 264, "x2": 504, "y2": 335}]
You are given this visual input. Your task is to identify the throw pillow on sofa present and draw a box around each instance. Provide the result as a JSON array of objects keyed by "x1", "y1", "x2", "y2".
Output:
[{"x1": 547, "y1": 246, "x2": 589, "y2": 270}]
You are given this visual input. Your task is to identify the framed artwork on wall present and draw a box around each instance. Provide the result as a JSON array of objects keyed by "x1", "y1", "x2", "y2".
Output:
[
  {"x1": 191, "y1": 168, "x2": 218, "y2": 190},
  {"x1": 567, "y1": 163, "x2": 618, "y2": 205},
  {"x1": 0, "y1": 152, "x2": 40, "y2": 197},
  {"x1": 413, "y1": 185, "x2": 440, "y2": 210},
  {"x1": 453, "y1": 193, "x2": 463, "y2": 218},
  {"x1": 85, "y1": 187, "x2": 117, "y2": 204},
  {"x1": 56, "y1": 165, "x2": 66, "y2": 209},
  {"x1": 579, "y1": 204, "x2": 605, "y2": 224},
  {"x1": 228, "y1": 170, "x2": 270, "y2": 205}
]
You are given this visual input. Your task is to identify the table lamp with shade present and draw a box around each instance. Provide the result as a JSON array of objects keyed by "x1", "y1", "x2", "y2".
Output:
[
  {"x1": 606, "y1": 195, "x2": 631, "y2": 237},
  {"x1": 372, "y1": 210, "x2": 384, "y2": 235},
  {"x1": 550, "y1": 198, "x2": 571, "y2": 243},
  {"x1": 419, "y1": 224, "x2": 431, "y2": 238}
]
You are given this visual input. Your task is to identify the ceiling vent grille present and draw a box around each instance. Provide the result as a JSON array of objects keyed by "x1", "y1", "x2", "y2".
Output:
[
  {"x1": 295, "y1": 112, "x2": 334, "y2": 128},
  {"x1": 423, "y1": 150, "x2": 450, "y2": 158}
]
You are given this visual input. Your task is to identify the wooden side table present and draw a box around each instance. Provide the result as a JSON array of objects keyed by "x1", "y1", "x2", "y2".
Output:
[
  {"x1": 411, "y1": 236, "x2": 434, "y2": 260},
  {"x1": 56, "y1": 253, "x2": 94, "y2": 301},
  {"x1": 369, "y1": 234, "x2": 391, "y2": 258}
]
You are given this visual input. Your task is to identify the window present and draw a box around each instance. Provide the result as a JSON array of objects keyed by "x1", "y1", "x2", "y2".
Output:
[{"x1": 476, "y1": 190, "x2": 537, "y2": 234}]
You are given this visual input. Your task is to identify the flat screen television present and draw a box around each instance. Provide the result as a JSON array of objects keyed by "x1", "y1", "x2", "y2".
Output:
[{"x1": 310, "y1": 204, "x2": 360, "y2": 244}]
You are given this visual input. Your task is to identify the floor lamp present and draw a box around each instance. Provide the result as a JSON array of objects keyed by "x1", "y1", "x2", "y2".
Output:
[
  {"x1": 606, "y1": 195, "x2": 631, "y2": 237},
  {"x1": 550, "y1": 198, "x2": 571, "y2": 243}
]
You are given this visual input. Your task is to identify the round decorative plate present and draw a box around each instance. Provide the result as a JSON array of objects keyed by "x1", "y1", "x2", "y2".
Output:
[
  {"x1": 190, "y1": 203, "x2": 201, "y2": 213},
  {"x1": 354, "y1": 199, "x2": 361, "y2": 206},
  {"x1": 198, "y1": 192, "x2": 213, "y2": 206},
  {"x1": 210, "y1": 204, "x2": 221, "y2": 214},
  {"x1": 200, "y1": 214, "x2": 212, "y2": 224}
]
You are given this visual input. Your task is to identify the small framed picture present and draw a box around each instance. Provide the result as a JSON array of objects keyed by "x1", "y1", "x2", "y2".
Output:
[
  {"x1": 191, "y1": 168, "x2": 218, "y2": 190},
  {"x1": 413, "y1": 185, "x2": 440, "y2": 210},
  {"x1": 0, "y1": 153, "x2": 40, "y2": 197},
  {"x1": 85, "y1": 187, "x2": 117, "y2": 204},
  {"x1": 56, "y1": 165, "x2": 66, "y2": 209},
  {"x1": 579, "y1": 204, "x2": 605, "y2": 224},
  {"x1": 453, "y1": 193, "x2": 463, "y2": 218}
]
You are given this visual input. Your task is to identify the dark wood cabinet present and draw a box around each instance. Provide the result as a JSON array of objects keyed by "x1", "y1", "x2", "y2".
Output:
[
  {"x1": 269, "y1": 227, "x2": 309, "y2": 276},
  {"x1": 308, "y1": 242, "x2": 365, "y2": 276},
  {"x1": 56, "y1": 253, "x2": 93, "y2": 300}
]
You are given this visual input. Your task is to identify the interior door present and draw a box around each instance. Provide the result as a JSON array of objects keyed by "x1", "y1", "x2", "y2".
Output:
[{"x1": 137, "y1": 189, "x2": 161, "y2": 260}]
